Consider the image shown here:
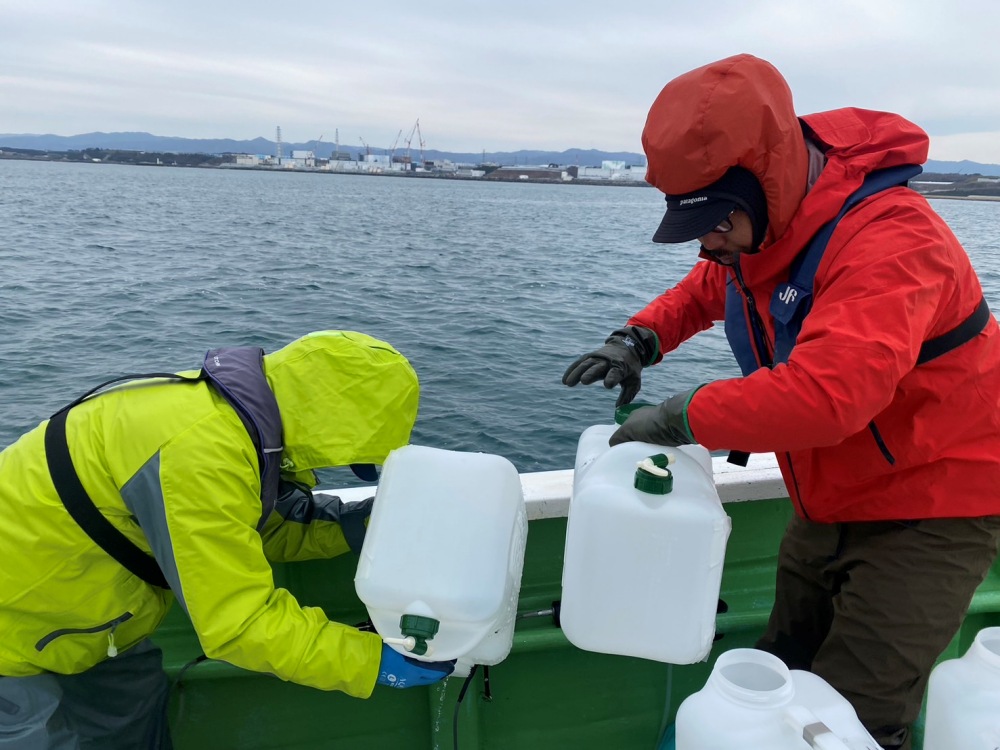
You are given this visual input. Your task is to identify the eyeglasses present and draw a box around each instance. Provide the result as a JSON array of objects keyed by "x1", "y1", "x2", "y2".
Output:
[
  {"x1": 710, "y1": 209, "x2": 737, "y2": 234},
  {"x1": 711, "y1": 208, "x2": 736, "y2": 234}
]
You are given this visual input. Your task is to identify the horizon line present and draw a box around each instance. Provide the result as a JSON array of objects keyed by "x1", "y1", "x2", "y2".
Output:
[{"x1": 2, "y1": 131, "x2": 998, "y2": 167}]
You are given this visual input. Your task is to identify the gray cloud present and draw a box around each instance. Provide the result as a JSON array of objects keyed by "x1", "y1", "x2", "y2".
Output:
[{"x1": 2, "y1": 0, "x2": 999, "y2": 161}]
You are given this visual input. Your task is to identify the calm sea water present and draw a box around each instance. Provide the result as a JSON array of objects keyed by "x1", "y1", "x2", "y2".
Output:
[{"x1": 2, "y1": 159, "x2": 999, "y2": 484}]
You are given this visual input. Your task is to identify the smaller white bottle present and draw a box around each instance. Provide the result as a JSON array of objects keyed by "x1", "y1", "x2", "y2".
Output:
[
  {"x1": 676, "y1": 648, "x2": 881, "y2": 749},
  {"x1": 924, "y1": 626, "x2": 1000, "y2": 749}
]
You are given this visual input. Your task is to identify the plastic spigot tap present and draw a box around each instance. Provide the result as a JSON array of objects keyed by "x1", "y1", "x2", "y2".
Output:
[{"x1": 382, "y1": 636, "x2": 435, "y2": 657}]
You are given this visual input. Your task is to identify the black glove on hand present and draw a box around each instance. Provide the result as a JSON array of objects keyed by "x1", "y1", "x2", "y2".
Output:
[
  {"x1": 609, "y1": 387, "x2": 702, "y2": 446},
  {"x1": 562, "y1": 326, "x2": 659, "y2": 408}
]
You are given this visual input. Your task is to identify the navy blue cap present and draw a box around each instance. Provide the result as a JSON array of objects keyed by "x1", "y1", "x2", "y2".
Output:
[
  {"x1": 350, "y1": 464, "x2": 379, "y2": 482},
  {"x1": 652, "y1": 166, "x2": 768, "y2": 247}
]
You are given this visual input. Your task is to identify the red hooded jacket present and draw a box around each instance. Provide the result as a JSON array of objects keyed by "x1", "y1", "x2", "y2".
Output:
[{"x1": 630, "y1": 54, "x2": 1000, "y2": 522}]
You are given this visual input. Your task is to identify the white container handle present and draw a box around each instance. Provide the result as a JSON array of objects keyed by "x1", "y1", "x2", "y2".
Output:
[{"x1": 785, "y1": 705, "x2": 853, "y2": 750}]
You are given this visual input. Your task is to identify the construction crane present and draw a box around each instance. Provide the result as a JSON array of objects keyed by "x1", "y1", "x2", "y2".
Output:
[
  {"x1": 388, "y1": 129, "x2": 403, "y2": 163},
  {"x1": 415, "y1": 120, "x2": 426, "y2": 166},
  {"x1": 403, "y1": 119, "x2": 420, "y2": 166},
  {"x1": 358, "y1": 137, "x2": 371, "y2": 159}
]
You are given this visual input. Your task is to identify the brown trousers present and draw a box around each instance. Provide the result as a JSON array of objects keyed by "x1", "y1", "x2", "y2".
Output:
[{"x1": 756, "y1": 514, "x2": 1000, "y2": 750}]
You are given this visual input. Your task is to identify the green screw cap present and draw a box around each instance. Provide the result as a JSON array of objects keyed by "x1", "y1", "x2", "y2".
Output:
[
  {"x1": 634, "y1": 453, "x2": 674, "y2": 495},
  {"x1": 615, "y1": 401, "x2": 655, "y2": 425},
  {"x1": 399, "y1": 614, "x2": 440, "y2": 656}
]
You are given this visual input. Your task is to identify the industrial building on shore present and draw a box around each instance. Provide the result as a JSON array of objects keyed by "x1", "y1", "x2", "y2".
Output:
[{"x1": 227, "y1": 151, "x2": 649, "y2": 184}]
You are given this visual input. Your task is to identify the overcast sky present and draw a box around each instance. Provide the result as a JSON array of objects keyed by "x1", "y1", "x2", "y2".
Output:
[{"x1": 3, "y1": 0, "x2": 1000, "y2": 163}]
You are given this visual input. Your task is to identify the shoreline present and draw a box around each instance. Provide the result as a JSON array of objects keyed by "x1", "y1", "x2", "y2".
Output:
[
  {"x1": 4, "y1": 153, "x2": 1000, "y2": 199},
  {"x1": 0, "y1": 153, "x2": 653, "y2": 188}
]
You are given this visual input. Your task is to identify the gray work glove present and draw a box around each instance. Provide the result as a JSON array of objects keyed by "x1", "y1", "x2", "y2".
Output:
[
  {"x1": 562, "y1": 326, "x2": 659, "y2": 408},
  {"x1": 609, "y1": 387, "x2": 702, "y2": 447}
]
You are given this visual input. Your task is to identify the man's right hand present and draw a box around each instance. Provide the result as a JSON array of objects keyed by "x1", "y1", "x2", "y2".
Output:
[{"x1": 562, "y1": 326, "x2": 659, "y2": 407}]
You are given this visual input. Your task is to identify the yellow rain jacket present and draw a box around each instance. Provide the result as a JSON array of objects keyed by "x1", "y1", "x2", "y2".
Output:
[{"x1": 0, "y1": 331, "x2": 419, "y2": 698}]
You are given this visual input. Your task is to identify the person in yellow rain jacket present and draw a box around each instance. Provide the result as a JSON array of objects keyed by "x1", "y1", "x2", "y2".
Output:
[{"x1": 0, "y1": 330, "x2": 454, "y2": 749}]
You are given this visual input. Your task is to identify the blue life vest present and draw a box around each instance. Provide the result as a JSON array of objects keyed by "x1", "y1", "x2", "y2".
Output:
[
  {"x1": 44, "y1": 347, "x2": 283, "y2": 588},
  {"x1": 722, "y1": 164, "x2": 990, "y2": 467},
  {"x1": 726, "y1": 164, "x2": 924, "y2": 375}
]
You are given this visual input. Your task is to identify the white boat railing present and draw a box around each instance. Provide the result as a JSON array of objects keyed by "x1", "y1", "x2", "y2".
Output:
[{"x1": 321, "y1": 452, "x2": 790, "y2": 520}]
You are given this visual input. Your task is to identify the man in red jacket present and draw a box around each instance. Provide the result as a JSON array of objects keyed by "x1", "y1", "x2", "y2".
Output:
[{"x1": 563, "y1": 54, "x2": 1000, "y2": 749}]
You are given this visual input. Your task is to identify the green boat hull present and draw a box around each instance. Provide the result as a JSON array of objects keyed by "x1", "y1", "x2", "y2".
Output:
[{"x1": 157, "y1": 495, "x2": 1000, "y2": 748}]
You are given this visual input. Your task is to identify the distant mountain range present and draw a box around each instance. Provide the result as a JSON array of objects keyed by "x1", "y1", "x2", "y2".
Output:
[{"x1": 2, "y1": 131, "x2": 999, "y2": 175}]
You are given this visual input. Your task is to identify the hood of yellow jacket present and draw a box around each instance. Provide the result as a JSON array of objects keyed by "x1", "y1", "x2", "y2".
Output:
[{"x1": 263, "y1": 331, "x2": 419, "y2": 474}]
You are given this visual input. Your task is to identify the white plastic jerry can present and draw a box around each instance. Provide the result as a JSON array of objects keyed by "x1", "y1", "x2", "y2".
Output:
[
  {"x1": 676, "y1": 648, "x2": 881, "y2": 749},
  {"x1": 560, "y1": 414, "x2": 731, "y2": 664},
  {"x1": 924, "y1": 626, "x2": 1000, "y2": 749},
  {"x1": 354, "y1": 445, "x2": 528, "y2": 676}
]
